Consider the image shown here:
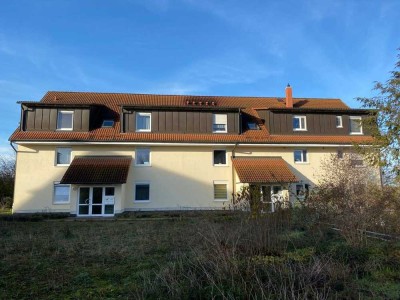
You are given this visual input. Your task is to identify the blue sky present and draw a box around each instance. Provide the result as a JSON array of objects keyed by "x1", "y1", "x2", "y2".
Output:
[{"x1": 1, "y1": 0, "x2": 399, "y2": 154}]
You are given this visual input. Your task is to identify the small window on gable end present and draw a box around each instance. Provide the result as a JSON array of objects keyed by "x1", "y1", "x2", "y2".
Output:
[
  {"x1": 213, "y1": 150, "x2": 227, "y2": 166},
  {"x1": 57, "y1": 111, "x2": 74, "y2": 130},
  {"x1": 102, "y1": 120, "x2": 114, "y2": 128}
]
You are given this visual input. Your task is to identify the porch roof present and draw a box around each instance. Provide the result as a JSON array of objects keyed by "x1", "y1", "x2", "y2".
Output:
[
  {"x1": 232, "y1": 157, "x2": 298, "y2": 183},
  {"x1": 60, "y1": 156, "x2": 132, "y2": 184}
]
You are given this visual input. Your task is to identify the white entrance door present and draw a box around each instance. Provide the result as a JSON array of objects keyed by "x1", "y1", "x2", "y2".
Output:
[{"x1": 78, "y1": 187, "x2": 115, "y2": 216}]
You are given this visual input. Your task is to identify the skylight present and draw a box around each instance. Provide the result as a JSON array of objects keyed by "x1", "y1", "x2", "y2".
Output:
[
  {"x1": 247, "y1": 122, "x2": 259, "y2": 130},
  {"x1": 102, "y1": 120, "x2": 114, "y2": 127}
]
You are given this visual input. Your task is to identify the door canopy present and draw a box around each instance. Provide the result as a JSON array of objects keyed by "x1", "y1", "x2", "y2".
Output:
[
  {"x1": 60, "y1": 156, "x2": 132, "y2": 184},
  {"x1": 232, "y1": 157, "x2": 298, "y2": 183}
]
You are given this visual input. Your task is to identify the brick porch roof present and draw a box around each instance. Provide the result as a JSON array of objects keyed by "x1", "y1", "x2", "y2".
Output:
[
  {"x1": 232, "y1": 157, "x2": 298, "y2": 183},
  {"x1": 60, "y1": 156, "x2": 132, "y2": 184}
]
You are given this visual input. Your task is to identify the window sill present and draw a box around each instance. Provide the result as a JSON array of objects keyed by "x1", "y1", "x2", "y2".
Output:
[
  {"x1": 56, "y1": 164, "x2": 70, "y2": 167},
  {"x1": 214, "y1": 199, "x2": 228, "y2": 202},
  {"x1": 294, "y1": 162, "x2": 309, "y2": 165},
  {"x1": 136, "y1": 130, "x2": 151, "y2": 133},
  {"x1": 53, "y1": 202, "x2": 70, "y2": 205},
  {"x1": 349, "y1": 132, "x2": 363, "y2": 135},
  {"x1": 134, "y1": 164, "x2": 152, "y2": 167},
  {"x1": 293, "y1": 129, "x2": 307, "y2": 131},
  {"x1": 134, "y1": 200, "x2": 151, "y2": 203},
  {"x1": 56, "y1": 128, "x2": 73, "y2": 131},
  {"x1": 336, "y1": 126, "x2": 343, "y2": 128},
  {"x1": 213, "y1": 164, "x2": 228, "y2": 167},
  {"x1": 212, "y1": 131, "x2": 228, "y2": 134}
]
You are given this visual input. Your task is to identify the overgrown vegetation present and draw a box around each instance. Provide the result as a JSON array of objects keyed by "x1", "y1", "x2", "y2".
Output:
[
  {"x1": 0, "y1": 154, "x2": 15, "y2": 210},
  {"x1": 307, "y1": 153, "x2": 400, "y2": 245},
  {"x1": 1, "y1": 209, "x2": 399, "y2": 299}
]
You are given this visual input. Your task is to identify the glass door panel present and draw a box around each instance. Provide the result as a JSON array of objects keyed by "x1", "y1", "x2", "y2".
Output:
[
  {"x1": 92, "y1": 187, "x2": 103, "y2": 215},
  {"x1": 78, "y1": 187, "x2": 90, "y2": 215}
]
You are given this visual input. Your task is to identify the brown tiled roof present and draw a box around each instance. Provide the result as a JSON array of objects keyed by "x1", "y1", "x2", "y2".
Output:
[
  {"x1": 10, "y1": 91, "x2": 371, "y2": 145},
  {"x1": 60, "y1": 156, "x2": 132, "y2": 184},
  {"x1": 232, "y1": 157, "x2": 298, "y2": 183}
]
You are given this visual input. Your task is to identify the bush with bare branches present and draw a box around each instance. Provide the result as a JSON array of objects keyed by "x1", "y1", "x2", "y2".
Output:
[{"x1": 0, "y1": 155, "x2": 15, "y2": 209}]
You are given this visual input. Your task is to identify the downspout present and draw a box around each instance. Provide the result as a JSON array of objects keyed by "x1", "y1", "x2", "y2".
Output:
[
  {"x1": 10, "y1": 142, "x2": 17, "y2": 153},
  {"x1": 231, "y1": 142, "x2": 239, "y2": 203}
]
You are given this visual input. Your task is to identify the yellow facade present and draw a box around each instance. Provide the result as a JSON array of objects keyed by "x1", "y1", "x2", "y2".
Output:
[{"x1": 13, "y1": 143, "x2": 378, "y2": 214}]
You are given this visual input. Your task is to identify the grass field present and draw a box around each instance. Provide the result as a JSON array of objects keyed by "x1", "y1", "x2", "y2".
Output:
[{"x1": 1, "y1": 211, "x2": 400, "y2": 299}]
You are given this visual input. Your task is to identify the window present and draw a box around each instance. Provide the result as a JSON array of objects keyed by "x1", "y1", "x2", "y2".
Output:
[
  {"x1": 336, "y1": 116, "x2": 343, "y2": 128},
  {"x1": 293, "y1": 116, "x2": 307, "y2": 131},
  {"x1": 294, "y1": 150, "x2": 308, "y2": 163},
  {"x1": 135, "y1": 183, "x2": 150, "y2": 201},
  {"x1": 296, "y1": 183, "x2": 310, "y2": 200},
  {"x1": 135, "y1": 148, "x2": 150, "y2": 166},
  {"x1": 53, "y1": 183, "x2": 70, "y2": 204},
  {"x1": 136, "y1": 112, "x2": 151, "y2": 132},
  {"x1": 213, "y1": 150, "x2": 227, "y2": 166},
  {"x1": 56, "y1": 148, "x2": 71, "y2": 165},
  {"x1": 57, "y1": 111, "x2": 73, "y2": 130},
  {"x1": 214, "y1": 181, "x2": 228, "y2": 200},
  {"x1": 213, "y1": 114, "x2": 227, "y2": 133},
  {"x1": 247, "y1": 122, "x2": 259, "y2": 130},
  {"x1": 349, "y1": 116, "x2": 363, "y2": 134},
  {"x1": 102, "y1": 120, "x2": 114, "y2": 127}
]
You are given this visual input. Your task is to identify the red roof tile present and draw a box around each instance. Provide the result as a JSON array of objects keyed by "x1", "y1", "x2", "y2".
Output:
[
  {"x1": 232, "y1": 157, "x2": 298, "y2": 183},
  {"x1": 60, "y1": 156, "x2": 132, "y2": 184},
  {"x1": 9, "y1": 91, "x2": 372, "y2": 145}
]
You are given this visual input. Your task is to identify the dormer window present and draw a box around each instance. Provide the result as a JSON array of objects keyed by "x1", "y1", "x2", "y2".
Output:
[
  {"x1": 136, "y1": 112, "x2": 151, "y2": 132},
  {"x1": 349, "y1": 116, "x2": 363, "y2": 135},
  {"x1": 336, "y1": 116, "x2": 343, "y2": 128},
  {"x1": 293, "y1": 115, "x2": 307, "y2": 131},
  {"x1": 57, "y1": 111, "x2": 73, "y2": 130},
  {"x1": 213, "y1": 114, "x2": 227, "y2": 133},
  {"x1": 102, "y1": 120, "x2": 114, "y2": 128}
]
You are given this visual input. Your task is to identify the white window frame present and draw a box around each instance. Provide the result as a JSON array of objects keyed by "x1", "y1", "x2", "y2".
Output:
[
  {"x1": 136, "y1": 112, "x2": 151, "y2": 132},
  {"x1": 212, "y1": 114, "x2": 228, "y2": 133},
  {"x1": 294, "y1": 149, "x2": 308, "y2": 164},
  {"x1": 213, "y1": 150, "x2": 228, "y2": 166},
  {"x1": 349, "y1": 116, "x2": 363, "y2": 135},
  {"x1": 57, "y1": 111, "x2": 74, "y2": 131},
  {"x1": 336, "y1": 116, "x2": 343, "y2": 128},
  {"x1": 55, "y1": 147, "x2": 72, "y2": 166},
  {"x1": 135, "y1": 148, "x2": 151, "y2": 167},
  {"x1": 213, "y1": 180, "x2": 228, "y2": 201},
  {"x1": 53, "y1": 182, "x2": 71, "y2": 204},
  {"x1": 134, "y1": 182, "x2": 151, "y2": 202},
  {"x1": 293, "y1": 115, "x2": 307, "y2": 131}
]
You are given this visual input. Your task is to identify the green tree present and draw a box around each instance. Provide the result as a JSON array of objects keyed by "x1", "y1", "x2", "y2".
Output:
[{"x1": 357, "y1": 49, "x2": 400, "y2": 183}]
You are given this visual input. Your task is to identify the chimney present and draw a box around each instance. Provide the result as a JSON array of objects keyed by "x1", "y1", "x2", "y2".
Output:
[{"x1": 285, "y1": 84, "x2": 293, "y2": 108}]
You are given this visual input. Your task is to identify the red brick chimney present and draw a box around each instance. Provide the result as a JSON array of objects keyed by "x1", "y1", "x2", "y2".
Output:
[{"x1": 285, "y1": 84, "x2": 293, "y2": 108}]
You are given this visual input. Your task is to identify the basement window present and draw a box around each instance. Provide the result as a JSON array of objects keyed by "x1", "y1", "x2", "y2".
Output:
[{"x1": 102, "y1": 120, "x2": 114, "y2": 127}]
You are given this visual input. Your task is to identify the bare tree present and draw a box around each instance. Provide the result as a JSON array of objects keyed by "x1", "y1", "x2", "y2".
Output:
[{"x1": 307, "y1": 153, "x2": 399, "y2": 245}]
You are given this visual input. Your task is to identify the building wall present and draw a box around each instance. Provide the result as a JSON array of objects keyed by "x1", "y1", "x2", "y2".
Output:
[{"x1": 12, "y1": 144, "x2": 379, "y2": 214}]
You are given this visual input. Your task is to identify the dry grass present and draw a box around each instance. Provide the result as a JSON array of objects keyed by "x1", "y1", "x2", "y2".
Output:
[{"x1": 1, "y1": 211, "x2": 400, "y2": 299}]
